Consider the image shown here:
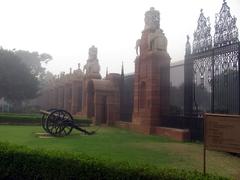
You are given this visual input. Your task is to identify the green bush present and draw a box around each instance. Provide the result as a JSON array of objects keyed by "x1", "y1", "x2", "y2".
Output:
[
  {"x1": 0, "y1": 113, "x2": 92, "y2": 125},
  {"x1": 0, "y1": 142, "x2": 229, "y2": 180},
  {"x1": 0, "y1": 114, "x2": 40, "y2": 124}
]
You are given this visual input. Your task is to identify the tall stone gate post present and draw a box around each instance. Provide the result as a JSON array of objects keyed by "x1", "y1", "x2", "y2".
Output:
[
  {"x1": 71, "y1": 67, "x2": 84, "y2": 114},
  {"x1": 81, "y1": 46, "x2": 101, "y2": 117},
  {"x1": 132, "y1": 7, "x2": 171, "y2": 134},
  {"x1": 184, "y1": 35, "x2": 193, "y2": 116}
]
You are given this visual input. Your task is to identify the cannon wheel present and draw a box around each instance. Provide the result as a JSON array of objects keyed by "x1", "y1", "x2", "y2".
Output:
[
  {"x1": 45, "y1": 109, "x2": 74, "y2": 136},
  {"x1": 41, "y1": 108, "x2": 57, "y2": 132}
]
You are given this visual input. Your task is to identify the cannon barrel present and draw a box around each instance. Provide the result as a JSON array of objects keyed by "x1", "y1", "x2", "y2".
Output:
[{"x1": 40, "y1": 110, "x2": 52, "y2": 115}]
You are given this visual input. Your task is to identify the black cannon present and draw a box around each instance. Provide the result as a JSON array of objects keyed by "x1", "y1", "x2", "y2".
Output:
[{"x1": 40, "y1": 109, "x2": 96, "y2": 136}]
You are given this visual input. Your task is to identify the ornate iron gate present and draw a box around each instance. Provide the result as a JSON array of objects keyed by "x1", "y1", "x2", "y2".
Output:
[{"x1": 184, "y1": 0, "x2": 240, "y2": 116}]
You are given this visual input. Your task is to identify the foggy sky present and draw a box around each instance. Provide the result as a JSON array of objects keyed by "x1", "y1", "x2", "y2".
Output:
[{"x1": 0, "y1": 0, "x2": 239, "y2": 76}]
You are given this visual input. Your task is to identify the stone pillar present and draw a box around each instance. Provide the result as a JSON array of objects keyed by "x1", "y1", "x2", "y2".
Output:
[
  {"x1": 49, "y1": 88, "x2": 55, "y2": 109},
  {"x1": 53, "y1": 87, "x2": 58, "y2": 108},
  {"x1": 106, "y1": 74, "x2": 121, "y2": 124},
  {"x1": 58, "y1": 86, "x2": 64, "y2": 109},
  {"x1": 42, "y1": 90, "x2": 48, "y2": 109},
  {"x1": 82, "y1": 75, "x2": 101, "y2": 117},
  {"x1": 107, "y1": 94, "x2": 120, "y2": 125},
  {"x1": 71, "y1": 80, "x2": 82, "y2": 114},
  {"x1": 132, "y1": 8, "x2": 170, "y2": 134},
  {"x1": 184, "y1": 36, "x2": 193, "y2": 116},
  {"x1": 47, "y1": 90, "x2": 50, "y2": 109},
  {"x1": 64, "y1": 83, "x2": 72, "y2": 112},
  {"x1": 81, "y1": 79, "x2": 88, "y2": 116},
  {"x1": 132, "y1": 52, "x2": 170, "y2": 133}
]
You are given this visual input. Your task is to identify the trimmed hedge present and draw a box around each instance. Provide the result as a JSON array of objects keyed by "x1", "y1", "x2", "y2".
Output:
[
  {"x1": 0, "y1": 142, "x2": 229, "y2": 180},
  {"x1": 0, "y1": 114, "x2": 40, "y2": 124},
  {"x1": 0, "y1": 113, "x2": 92, "y2": 125}
]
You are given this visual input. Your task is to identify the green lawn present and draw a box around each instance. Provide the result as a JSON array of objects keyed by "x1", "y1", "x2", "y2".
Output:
[{"x1": 0, "y1": 125, "x2": 239, "y2": 179}]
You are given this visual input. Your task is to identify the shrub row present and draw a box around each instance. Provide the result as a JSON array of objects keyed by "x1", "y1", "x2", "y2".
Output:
[
  {"x1": 0, "y1": 142, "x2": 229, "y2": 180},
  {"x1": 0, "y1": 114, "x2": 40, "y2": 124},
  {"x1": 0, "y1": 113, "x2": 91, "y2": 125}
]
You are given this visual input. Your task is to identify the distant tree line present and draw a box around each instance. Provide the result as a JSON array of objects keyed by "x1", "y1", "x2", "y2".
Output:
[{"x1": 0, "y1": 48, "x2": 53, "y2": 112}]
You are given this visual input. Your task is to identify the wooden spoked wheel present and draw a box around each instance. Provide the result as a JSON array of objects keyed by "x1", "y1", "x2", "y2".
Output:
[
  {"x1": 41, "y1": 108, "x2": 57, "y2": 132},
  {"x1": 45, "y1": 109, "x2": 74, "y2": 136}
]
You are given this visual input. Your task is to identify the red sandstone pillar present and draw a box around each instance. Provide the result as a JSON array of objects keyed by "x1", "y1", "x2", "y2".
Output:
[
  {"x1": 71, "y1": 80, "x2": 81, "y2": 114},
  {"x1": 46, "y1": 89, "x2": 51, "y2": 109},
  {"x1": 58, "y1": 86, "x2": 64, "y2": 109},
  {"x1": 81, "y1": 79, "x2": 88, "y2": 116},
  {"x1": 49, "y1": 89, "x2": 54, "y2": 108},
  {"x1": 54, "y1": 87, "x2": 58, "y2": 108},
  {"x1": 64, "y1": 84, "x2": 71, "y2": 112},
  {"x1": 132, "y1": 11, "x2": 170, "y2": 134}
]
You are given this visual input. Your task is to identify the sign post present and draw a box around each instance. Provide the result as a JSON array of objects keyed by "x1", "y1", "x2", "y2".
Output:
[{"x1": 204, "y1": 113, "x2": 240, "y2": 174}]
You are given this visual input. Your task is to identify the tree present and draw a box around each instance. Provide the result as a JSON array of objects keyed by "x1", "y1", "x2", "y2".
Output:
[
  {"x1": 0, "y1": 49, "x2": 39, "y2": 104},
  {"x1": 14, "y1": 50, "x2": 52, "y2": 79},
  {"x1": 40, "y1": 71, "x2": 56, "y2": 88}
]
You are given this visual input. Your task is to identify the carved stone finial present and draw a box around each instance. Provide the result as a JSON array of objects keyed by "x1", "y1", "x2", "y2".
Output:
[{"x1": 144, "y1": 7, "x2": 160, "y2": 30}]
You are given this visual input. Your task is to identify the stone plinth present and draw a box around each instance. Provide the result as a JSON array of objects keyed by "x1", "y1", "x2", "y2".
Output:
[
  {"x1": 114, "y1": 121, "x2": 190, "y2": 141},
  {"x1": 150, "y1": 127, "x2": 190, "y2": 141}
]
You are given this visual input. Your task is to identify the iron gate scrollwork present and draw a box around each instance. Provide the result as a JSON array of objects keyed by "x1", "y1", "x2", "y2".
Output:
[{"x1": 184, "y1": 0, "x2": 240, "y2": 116}]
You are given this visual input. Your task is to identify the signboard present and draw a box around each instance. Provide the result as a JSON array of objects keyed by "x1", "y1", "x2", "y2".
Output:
[
  {"x1": 204, "y1": 113, "x2": 240, "y2": 153},
  {"x1": 203, "y1": 113, "x2": 240, "y2": 174}
]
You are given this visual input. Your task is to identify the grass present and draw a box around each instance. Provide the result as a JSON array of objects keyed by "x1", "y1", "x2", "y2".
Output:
[{"x1": 0, "y1": 125, "x2": 239, "y2": 179}]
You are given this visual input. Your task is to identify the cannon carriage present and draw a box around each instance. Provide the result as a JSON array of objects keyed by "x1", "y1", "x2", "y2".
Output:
[{"x1": 40, "y1": 109, "x2": 95, "y2": 137}]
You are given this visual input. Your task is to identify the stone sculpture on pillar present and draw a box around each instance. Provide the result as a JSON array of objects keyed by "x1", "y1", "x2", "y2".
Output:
[
  {"x1": 81, "y1": 45, "x2": 101, "y2": 117},
  {"x1": 83, "y1": 45, "x2": 101, "y2": 79},
  {"x1": 71, "y1": 65, "x2": 84, "y2": 114}
]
